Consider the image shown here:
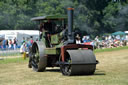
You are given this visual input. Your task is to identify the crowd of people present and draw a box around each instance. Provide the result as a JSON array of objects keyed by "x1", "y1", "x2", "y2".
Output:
[
  {"x1": 0, "y1": 38, "x2": 17, "y2": 50},
  {"x1": 93, "y1": 35, "x2": 128, "y2": 49},
  {"x1": 0, "y1": 36, "x2": 37, "y2": 53},
  {"x1": 75, "y1": 34, "x2": 128, "y2": 49},
  {"x1": 1, "y1": 32, "x2": 128, "y2": 52}
]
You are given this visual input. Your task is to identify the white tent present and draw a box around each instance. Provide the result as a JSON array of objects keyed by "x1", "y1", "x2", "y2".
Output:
[
  {"x1": 0, "y1": 30, "x2": 39, "y2": 35},
  {"x1": 0, "y1": 30, "x2": 39, "y2": 46}
]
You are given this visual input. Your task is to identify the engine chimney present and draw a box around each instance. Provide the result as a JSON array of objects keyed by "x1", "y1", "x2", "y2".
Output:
[{"x1": 67, "y1": 7, "x2": 74, "y2": 44}]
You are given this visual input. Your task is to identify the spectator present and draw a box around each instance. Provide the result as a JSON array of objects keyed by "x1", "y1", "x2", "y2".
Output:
[
  {"x1": 13, "y1": 38, "x2": 17, "y2": 50},
  {"x1": 20, "y1": 43, "x2": 26, "y2": 54},
  {"x1": 30, "y1": 36, "x2": 34, "y2": 45},
  {"x1": 22, "y1": 37, "x2": 26, "y2": 44},
  {"x1": 26, "y1": 37, "x2": 31, "y2": 52},
  {"x1": 5, "y1": 39, "x2": 8, "y2": 50},
  {"x1": 8, "y1": 39, "x2": 12, "y2": 49},
  {"x1": 75, "y1": 34, "x2": 81, "y2": 44},
  {"x1": 95, "y1": 36, "x2": 99, "y2": 42},
  {"x1": 82, "y1": 36, "x2": 87, "y2": 43},
  {"x1": 2, "y1": 39, "x2": 6, "y2": 50},
  {"x1": 95, "y1": 36, "x2": 100, "y2": 48}
]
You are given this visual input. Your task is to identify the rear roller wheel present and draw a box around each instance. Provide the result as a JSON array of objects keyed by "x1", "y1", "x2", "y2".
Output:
[{"x1": 31, "y1": 42, "x2": 47, "y2": 72}]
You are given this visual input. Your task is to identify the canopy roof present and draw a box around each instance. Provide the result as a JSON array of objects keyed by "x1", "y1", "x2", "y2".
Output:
[
  {"x1": 31, "y1": 15, "x2": 67, "y2": 21},
  {"x1": 112, "y1": 31, "x2": 126, "y2": 35}
]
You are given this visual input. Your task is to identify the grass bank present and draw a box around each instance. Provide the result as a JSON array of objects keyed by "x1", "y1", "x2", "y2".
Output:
[
  {"x1": 94, "y1": 46, "x2": 128, "y2": 53},
  {"x1": 0, "y1": 57, "x2": 28, "y2": 64}
]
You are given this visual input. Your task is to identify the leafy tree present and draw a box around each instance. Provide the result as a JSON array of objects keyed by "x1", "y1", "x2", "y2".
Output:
[
  {"x1": 0, "y1": 0, "x2": 128, "y2": 37},
  {"x1": 103, "y1": 1, "x2": 128, "y2": 33}
]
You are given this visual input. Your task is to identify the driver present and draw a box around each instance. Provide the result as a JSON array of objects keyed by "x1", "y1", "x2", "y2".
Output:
[
  {"x1": 44, "y1": 20, "x2": 52, "y2": 33},
  {"x1": 40, "y1": 20, "x2": 53, "y2": 47}
]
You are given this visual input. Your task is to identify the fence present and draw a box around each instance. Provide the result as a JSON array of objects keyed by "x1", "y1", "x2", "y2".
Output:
[{"x1": 0, "y1": 49, "x2": 21, "y2": 59}]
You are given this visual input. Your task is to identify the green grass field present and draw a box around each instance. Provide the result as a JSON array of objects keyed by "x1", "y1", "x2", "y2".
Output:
[
  {"x1": 94, "y1": 46, "x2": 128, "y2": 53},
  {"x1": 0, "y1": 57, "x2": 28, "y2": 64},
  {"x1": 0, "y1": 47, "x2": 128, "y2": 85}
]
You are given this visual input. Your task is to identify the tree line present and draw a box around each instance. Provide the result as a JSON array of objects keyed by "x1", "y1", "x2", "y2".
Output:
[{"x1": 0, "y1": 0, "x2": 128, "y2": 37}]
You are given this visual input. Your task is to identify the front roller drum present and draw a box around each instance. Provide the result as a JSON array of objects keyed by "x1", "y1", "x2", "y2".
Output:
[{"x1": 60, "y1": 50, "x2": 97, "y2": 76}]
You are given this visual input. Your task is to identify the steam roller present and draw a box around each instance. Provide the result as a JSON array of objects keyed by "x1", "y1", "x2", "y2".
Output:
[{"x1": 28, "y1": 7, "x2": 98, "y2": 76}]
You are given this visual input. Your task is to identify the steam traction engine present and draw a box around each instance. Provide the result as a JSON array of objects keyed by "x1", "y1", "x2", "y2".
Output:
[{"x1": 28, "y1": 8, "x2": 98, "y2": 76}]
